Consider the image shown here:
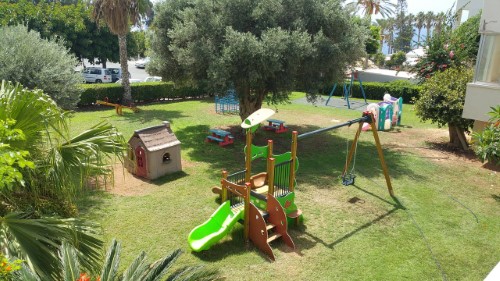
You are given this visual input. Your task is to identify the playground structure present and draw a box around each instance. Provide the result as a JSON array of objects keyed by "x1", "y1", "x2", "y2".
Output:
[
  {"x1": 362, "y1": 94, "x2": 403, "y2": 131},
  {"x1": 325, "y1": 70, "x2": 368, "y2": 109},
  {"x1": 188, "y1": 108, "x2": 394, "y2": 261},
  {"x1": 189, "y1": 108, "x2": 300, "y2": 261},
  {"x1": 96, "y1": 99, "x2": 139, "y2": 115},
  {"x1": 215, "y1": 88, "x2": 239, "y2": 114}
]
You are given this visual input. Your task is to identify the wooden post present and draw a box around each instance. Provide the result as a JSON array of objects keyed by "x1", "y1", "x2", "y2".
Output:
[
  {"x1": 368, "y1": 112, "x2": 395, "y2": 197},
  {"x1": 342, "y1": 123, "x2": 363, "y2": 177},
  {"x1": 245, "y1": 129, "x2": 252, "y2": 182},
  {"x1": 289, "y1": 131, "x2": 298, "y2": 192},
  {"x1": 221, "y1": 170, "x2": 228, "y2": 203},
  {"x1": 268, "y1": 158, "x2": 275, "y2": 196},
  {"x1": 267, "y1": 139, "x2": 273, "y2": 190},
  {"x1": 244, "y1": 182, "x2": 251, "y2": 242}
]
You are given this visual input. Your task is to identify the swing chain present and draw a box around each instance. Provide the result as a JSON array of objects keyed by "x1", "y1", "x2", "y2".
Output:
[{"x1": 342, "y1": 134, "x2": 358, "y2": 186}]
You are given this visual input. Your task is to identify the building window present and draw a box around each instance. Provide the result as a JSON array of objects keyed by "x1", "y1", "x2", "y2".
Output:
[
  {"x1": 475, "y1": 34, "x2": 500, "y2": 84},
  {"x1": 162, "y1": 153, "x2": 171, "y2": 163}
]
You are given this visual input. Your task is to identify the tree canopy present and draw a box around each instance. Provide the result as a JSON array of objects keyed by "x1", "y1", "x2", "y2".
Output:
[{"x1": 149, "y1": 0, "x2": 366, "y2": 119}]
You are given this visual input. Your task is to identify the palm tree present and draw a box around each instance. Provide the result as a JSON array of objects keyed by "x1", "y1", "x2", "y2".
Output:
[
  {"x1": 386, "y1": 18, "x2": 396, "y2": 54},
  {"x1": 434, "y1": 12, "x2": 446, "y2": 35},
  {"x1": 0, "y1": 81, "x2": 125, "y2": 203},
  {"x1": 425, "y1": 11, "x2": 435, "y2": 42},
  {"x1": 92, "y1": 0, "x2": 142, "y2": 106},
  {"x1": 348, "y1": 0, "x2": 396, "y2": 21},
  {"x1": 415, "y1": 11, "x2": 426, "y2": 46},
  {"x1": 376, "y1": 18, "x2": 389, "y2": 51},
  {"x1": 15, "y1": 239, "x2": 219, "y2": 281}
]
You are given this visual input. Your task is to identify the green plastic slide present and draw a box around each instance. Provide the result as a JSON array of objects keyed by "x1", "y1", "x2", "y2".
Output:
[{"x1": 188, "y1": 201, "x2": 244, "y2": 252}]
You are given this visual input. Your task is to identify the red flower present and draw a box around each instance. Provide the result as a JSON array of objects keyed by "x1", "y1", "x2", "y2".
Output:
[{"x1": 78, "y1": 273, "x2": 90, "y2": 281}]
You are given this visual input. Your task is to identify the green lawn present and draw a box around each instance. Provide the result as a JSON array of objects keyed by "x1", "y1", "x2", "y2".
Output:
[{"x1": 72, "y1": 94, "x2": 499, "y2": 280}]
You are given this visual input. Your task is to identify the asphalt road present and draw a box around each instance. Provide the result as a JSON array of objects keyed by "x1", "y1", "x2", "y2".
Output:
[{"x1": 77, "y1": 59, "x2": 150, "y2": 81}]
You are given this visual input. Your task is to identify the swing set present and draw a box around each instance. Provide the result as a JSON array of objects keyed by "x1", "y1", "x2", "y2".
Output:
[
  {"x1": 325, "y1": 70, "x2": 368, "y2": 110},
  {"x1": 298, "y1": 110, "x2": 394, "y2": 197}
]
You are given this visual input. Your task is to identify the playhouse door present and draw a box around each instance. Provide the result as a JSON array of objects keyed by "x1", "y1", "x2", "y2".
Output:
[{"x1": 135, "y1": 146, "x2": 147, "y2": 178}]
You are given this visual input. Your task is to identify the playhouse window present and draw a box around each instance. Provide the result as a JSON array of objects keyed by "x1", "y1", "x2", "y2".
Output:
[{"x1": 162, "y1": 153, "x2": 171, "y2": 163}]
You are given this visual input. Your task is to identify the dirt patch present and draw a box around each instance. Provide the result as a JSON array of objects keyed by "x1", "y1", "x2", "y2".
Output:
[
  {"x1": 384, "y1": 128, "x2": 487, "y2": 167},
  {"x1": 104, "y1": 163, "x2": 156, "y2": 196}
]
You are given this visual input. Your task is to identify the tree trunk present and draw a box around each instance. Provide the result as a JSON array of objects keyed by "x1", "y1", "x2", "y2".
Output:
[
  {"x1": 448, "y1": 124, "x2": 469, "y2": 150},
  {"x1": 237, "y1": 87, "x2": 265, "y2": 121},
  {"x1": 118, "y1": 34, "x2": 132, "y2": 105},
  {"x1": 101, "y1": 58, "x2": 107, "y2": 69}
]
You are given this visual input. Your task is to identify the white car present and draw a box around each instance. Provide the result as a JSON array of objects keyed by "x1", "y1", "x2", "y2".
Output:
[
  {"x1": 82, "y1": 67, "x2": 112, "y2": 83},
  {"x1": 134, "y1": 57, "x2": 150, "y2": 68},
  {"x1": 115, "y1": 78, "x2": 142, "y2": 84},
  {"x1": 143, "y1": 76, "x2": 162, "y2": 82}
]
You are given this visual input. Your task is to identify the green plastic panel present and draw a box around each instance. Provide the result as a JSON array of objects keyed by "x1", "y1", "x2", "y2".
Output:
[{"x1": 187, "y1": 201, "x2": 244, "y2": 252}]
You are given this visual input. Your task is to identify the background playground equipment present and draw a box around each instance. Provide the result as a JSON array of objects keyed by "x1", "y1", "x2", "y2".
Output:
[
  {"x1": 361, "y1": 94, "x2": 403, "y2": 131},
  {"x1": 189, "y1": 108, "x2": 301, "y2": 261},
  {"x1": 215, "y1": 88, "x2": 239, "y2": 114},
  {"x1": 96, "y1": 99, "x2": 139, "y2": 115},
  {"x1": 383, "y1": 93, "x2": 403, "y2": 126},
  {"x1": 325, "y1": 70, "x2": 367, "y2": 109}
]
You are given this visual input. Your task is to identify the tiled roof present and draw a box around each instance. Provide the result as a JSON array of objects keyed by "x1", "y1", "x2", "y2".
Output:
[{"x1": 130, "y1": 122, "x2": 180, "y2": 152}]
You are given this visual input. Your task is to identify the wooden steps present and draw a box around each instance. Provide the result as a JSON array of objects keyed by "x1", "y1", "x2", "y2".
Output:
[{"x1": 267, "y1": 233, "x2": 282, "y2": 243}]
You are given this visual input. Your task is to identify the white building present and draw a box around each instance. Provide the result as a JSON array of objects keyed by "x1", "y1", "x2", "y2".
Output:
[
  {"x1": 455, "y1": 0, "x2": 484, "y2": 26},
  {"x1": 462, "y1": 0, "x2": 500, "y2": 130}
]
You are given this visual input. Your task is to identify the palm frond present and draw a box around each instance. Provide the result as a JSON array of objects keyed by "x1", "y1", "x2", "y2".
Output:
[
  {"x1": 141, "y1": 249, "x2": 182, "y2": 281},
  {"x1": 120, "y1": 251, "x2": 149, "y2": 281},
  {"x1": 167, "y1": 265, "x2": 220, "y2": 281},
  {"x1": 13, "y1": 265, "x2": 41, "y2": 281},
  {"x1": 59, "y1": 241, "x2": 80, "y2": 281},
  {"x1": 100, "y1": 239, "x2": 121, "y2": 281},
  {"x1": 0, "y1": 212, "x2": 103, "y2": 281}
]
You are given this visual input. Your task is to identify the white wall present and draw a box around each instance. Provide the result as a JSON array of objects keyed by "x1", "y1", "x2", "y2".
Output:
[
  {"x1": 481, "y1": 0, "x2": 500, "y2": 33},
  {"x1": 463, "y1": 83, "x2": 500, "y2": 122},
  {"x1": 456, "y1": 0, "x2": 484, "y2": 25}
]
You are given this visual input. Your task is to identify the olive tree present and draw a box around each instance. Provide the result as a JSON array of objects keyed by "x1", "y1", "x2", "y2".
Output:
[
  {"x1": 149, "y1": 0, "x2": 366, "y2": 120},
  {"x1": 0, "y1": 25, "x2": 82, "y2": 109}
]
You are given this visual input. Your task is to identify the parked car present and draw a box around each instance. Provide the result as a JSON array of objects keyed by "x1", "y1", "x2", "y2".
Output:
[
  {"x1": 115, "y1": 78, "x2": 142, "y2": 84},
  {"x1": 143, "y1": 76, "x2": 162, "y2": 82},
  {"x1": 107, "y1": 68, "x2": 122, "y2": 82},
  {"x1": 134, "y1": 57, "x2": 150, "y2": 69},
  {"x1": 82, "y1": 67, "x2": 112, "y2": 83}
]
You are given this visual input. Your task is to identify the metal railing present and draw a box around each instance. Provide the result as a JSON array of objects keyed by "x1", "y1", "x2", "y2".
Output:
[{"x1": 273, "y1": 160, "x2": 292, "y2": 197}]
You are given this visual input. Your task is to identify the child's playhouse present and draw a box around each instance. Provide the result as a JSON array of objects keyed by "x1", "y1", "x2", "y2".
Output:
[{"x1": 125, "y1": 121, "x2": 182, "y2": 180}]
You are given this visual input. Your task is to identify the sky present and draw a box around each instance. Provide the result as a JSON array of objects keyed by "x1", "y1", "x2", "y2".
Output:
[{"x1": 404, "y1": 0, "x2": 457, "y2": 14}]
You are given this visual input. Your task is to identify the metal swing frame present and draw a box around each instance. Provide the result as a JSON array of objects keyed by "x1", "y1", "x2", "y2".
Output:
[{"x1": 298, "y1": 111, "x2": 394, "y2": 197}]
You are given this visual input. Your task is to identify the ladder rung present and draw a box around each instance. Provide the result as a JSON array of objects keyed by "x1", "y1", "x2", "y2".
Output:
[
  {"x1": 267, "y1": 233, "x2": 282, "y2": 243},
  {"x1": 266, "y1": 223, "x2": 275, "y2": 231}
]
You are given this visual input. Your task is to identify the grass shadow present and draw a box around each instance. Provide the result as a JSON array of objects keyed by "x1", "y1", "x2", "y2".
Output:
[
  {"x1": 151, "y1": 171, "x2": 189, "y2": 186},
  {"x1": 174, "y1": 123, "x2": 427, "y2": 187}
]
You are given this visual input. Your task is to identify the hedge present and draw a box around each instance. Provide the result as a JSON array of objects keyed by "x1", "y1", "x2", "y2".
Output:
[
  {"x1": 78, "y1": 82, "x2": 205, "y2": 107},
  {"x1": 326, "y1": 80, "x2": 421, "y2": 103}
]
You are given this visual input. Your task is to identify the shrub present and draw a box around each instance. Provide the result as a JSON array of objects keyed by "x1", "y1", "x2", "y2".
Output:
[
  {"x1": 472, "y1": 106, "x2": 500, "y2": 165},
  {"x1": 327, "y1": 80, "x2": 421, "y2": 103},
  {"x1": 414, "y1": 67, "x2": 474, "y2": 149},
  {"x1": 386, "y1": 51, "x2": 407, "y2": 69},
  {"x1": 0, "y1": 25, "x2": 82, "y2": 109},
  {"x1": 78, "y1": 82, "x2": 205, "y2": 106}
]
